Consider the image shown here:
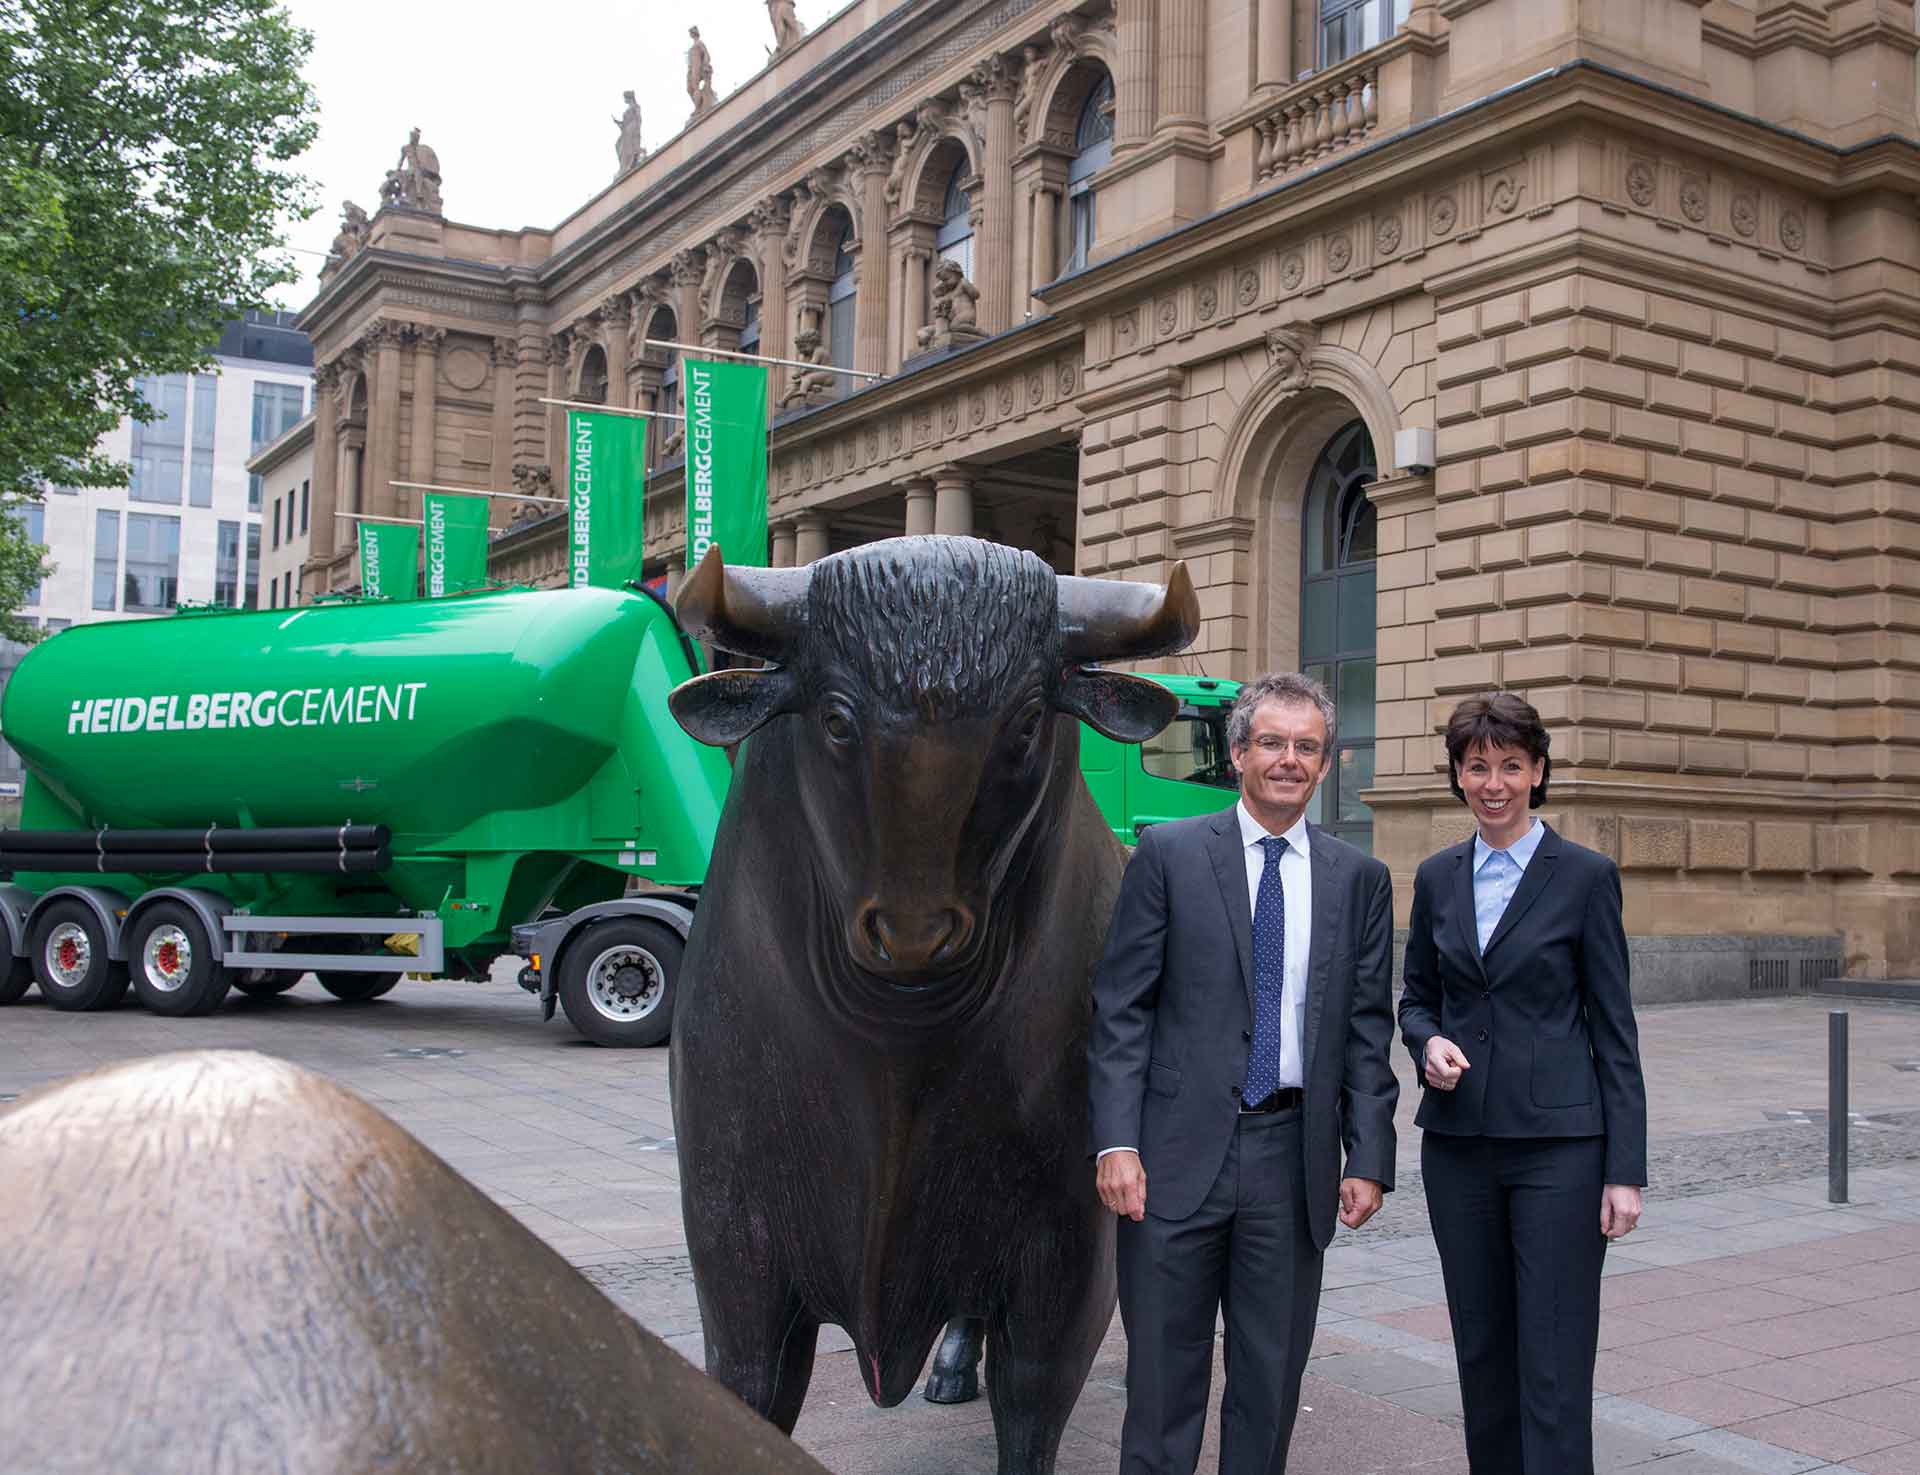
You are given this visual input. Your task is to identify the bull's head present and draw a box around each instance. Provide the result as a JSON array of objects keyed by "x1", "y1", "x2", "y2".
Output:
[{"x1": 669, "y1": 537, "x2": 1197, "y2": 990}]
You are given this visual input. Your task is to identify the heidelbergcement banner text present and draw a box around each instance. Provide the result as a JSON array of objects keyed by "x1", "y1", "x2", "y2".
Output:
[
  {"x1": 358, "y1": 522, "x2": 418, "y2": 601},
  {"x1": 683, "y1": 358, "x2": 768, "y2": 569},
  {"x1": 423, "y1": 491, "x2": 489, "y2": 596},
  {"x1": 567, "y1": 409, "x2": 647, "y2": 589}
]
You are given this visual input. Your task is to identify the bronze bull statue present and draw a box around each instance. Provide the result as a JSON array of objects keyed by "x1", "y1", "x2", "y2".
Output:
[
  {"x1": 669, "y1": 536, "x2": 1199, "y2": 1474},
  {"x1": 0, "y1": 1050, "x2": 829, "y2": 1475}
]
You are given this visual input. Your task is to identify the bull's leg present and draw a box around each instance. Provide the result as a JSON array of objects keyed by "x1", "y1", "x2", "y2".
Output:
[
  {"x1": 983, "y1": 1222, "x2": 1115, "y2": 1475},
  {"x1": 696, "y1": 1273, "x2": 820, "y2": 1436},
  {"x1": 922, "y1": 1316, "x2": 985, "y2": 1403}
]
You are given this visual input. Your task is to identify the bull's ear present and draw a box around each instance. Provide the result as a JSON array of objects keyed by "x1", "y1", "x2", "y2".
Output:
[
  {"x1": 1056, "y1": 668, "x2": 1180, "y2": 744},
  {"x1": 669, "y1": 668, "x2": 802, "y2": 747}
]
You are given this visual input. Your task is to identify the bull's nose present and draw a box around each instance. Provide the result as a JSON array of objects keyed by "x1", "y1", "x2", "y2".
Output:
[{"x1": 853, "y1": 903, "x2": 976, "y2": 977}]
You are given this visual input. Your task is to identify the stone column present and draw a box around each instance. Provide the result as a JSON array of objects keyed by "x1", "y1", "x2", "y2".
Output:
[
  {"x1": 771, "y1": 520, "x2": 798, "y2": 567},
  {"x1": 1156, "y1": 0, "x2": 1206, "y2": 133},
  {"x1": 795, "y1": 512, "x2": 831, "y2": 564},
  {"x1": 933, "y1": 466, "x2": 974, "y2": 536},
  {"x1": 903, "y1": 478, "x2": 936, "y2": 535},
  {"x1": 310, "y1": 362, "x2": 341, "y2": 563},
  {"x1": 901, "y1": 245, "x2": 932, "y2": 355},
  {"x1": 672, "y1": 248, "x2": 704, "y2": 414},
  {"x1": 1256, "y1": 0, "x2": 1294, "y2": 91},
  {"x1": 338, "y1": 427, "x2": 365, "y2": 520},
  {"x1": 975, "y1": 57, "x2": 1019, "y2": 334},
  {"x1": 489, "y1": 337, "x2": 517, "y2": 491},
  {"x1": 750, "y1": 198, "x2": 793, "y2": 404},
  {"x1": 405, "y1": 326, "x2": 443, "y2": 514},
  {"x1": 366, "y1": 320, "x2": 404, "y2": 519},
  {"x1": 850, "y1": 137, "x2": 894, "y2": 376},
  {"x1": 604, "y1": 308, "x2": 630, "y2": 408},
  {"x1": 1116, "y1": 0, "x2": 1157, "y2": 148}
]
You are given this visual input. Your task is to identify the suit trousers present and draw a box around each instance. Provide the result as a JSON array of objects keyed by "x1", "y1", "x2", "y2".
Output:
[
  {"x1": 1116, "y1": 1108, "x2": 1323, "y2": 1475},
  {"x1": 1421, "y1": 1133, "x2": 1607, "y2": 1475}
]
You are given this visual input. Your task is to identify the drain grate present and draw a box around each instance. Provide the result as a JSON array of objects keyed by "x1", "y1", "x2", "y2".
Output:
[
  {"x1": 1799, "y1": 956, "x2": 1843, "y2": 991},
  {"x1": 384, "y1": 1046, "x2": 465, "y2": 1059},
  {"x1": 1749, "y1": 958, "x2": 1790, "y2": 993}
]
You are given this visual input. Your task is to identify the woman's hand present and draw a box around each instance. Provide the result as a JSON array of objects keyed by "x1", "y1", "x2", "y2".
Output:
[
  {"x1": 1423, "y1": 1036, "x2": 1471, "y2": 1091},
  {"x1": 1601, "y1": 1184, "x2": 1642, "y2": 1239}
]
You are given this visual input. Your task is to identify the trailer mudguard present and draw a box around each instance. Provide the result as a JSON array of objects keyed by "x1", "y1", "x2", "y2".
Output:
[{"x1": 513, "y1": 893, "x2": 699, "y2": 1018}]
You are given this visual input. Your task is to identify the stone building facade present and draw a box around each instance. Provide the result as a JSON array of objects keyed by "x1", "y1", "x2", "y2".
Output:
[{"x1": 297, "y1": 0, "x2": 1920, "y2": 981}]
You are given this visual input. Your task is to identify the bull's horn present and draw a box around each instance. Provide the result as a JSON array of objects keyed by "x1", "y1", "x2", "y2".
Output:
[
  {"x1": 1058, "y1": 562, "x2": 1200, "y2": 665},
  {"x1": 674, "y1": 544, "x2": 812, "y2": 659}
]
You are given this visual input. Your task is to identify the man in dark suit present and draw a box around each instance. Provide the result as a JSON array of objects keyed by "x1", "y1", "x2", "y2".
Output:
[{"x1": 1089, "y1": 671, "x2": 1399, "y2": 1475}]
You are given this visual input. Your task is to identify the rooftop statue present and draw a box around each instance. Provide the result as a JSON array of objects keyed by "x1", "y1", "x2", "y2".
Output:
[
  {"x1": 767, "y1": 0, "x2": 805, "y2": 54},
  {"x1": 614, "y1": 90, "x2": 645, "y2": 176},
  {"x1": 379, "y1": 126, "x2": 442, "y2": 215},
  {"x1": 687, "y1": 27, "x2": 717, "y2": 114}
]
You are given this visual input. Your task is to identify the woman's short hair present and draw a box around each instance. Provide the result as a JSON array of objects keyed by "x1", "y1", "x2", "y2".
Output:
[{"x1": 1444, "y1": 692, "x2": 1551, "y2": 808}]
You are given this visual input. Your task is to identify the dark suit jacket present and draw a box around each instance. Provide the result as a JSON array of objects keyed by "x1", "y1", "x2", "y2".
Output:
[
  {"x1": 1087, "y1": 807, "x2": 1399, "y2": 1249},
  {"x1": 1397, "y1": 824, "x2": 1648, "y2": 1186}
]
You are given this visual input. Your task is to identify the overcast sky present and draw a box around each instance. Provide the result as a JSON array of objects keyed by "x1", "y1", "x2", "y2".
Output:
[{"x1": 271, "y1": 0, "x2": 841, "y2": 311}]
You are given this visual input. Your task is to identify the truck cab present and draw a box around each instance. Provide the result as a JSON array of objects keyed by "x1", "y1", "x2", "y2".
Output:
[{"x1": 1079, "y1": 674, "x2": 1241, "y2": 844}]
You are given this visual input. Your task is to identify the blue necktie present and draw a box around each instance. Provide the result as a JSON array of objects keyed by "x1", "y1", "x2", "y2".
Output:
[{"x1": 1242, "y1": 835, "x2": 1288, "y2": 1109}]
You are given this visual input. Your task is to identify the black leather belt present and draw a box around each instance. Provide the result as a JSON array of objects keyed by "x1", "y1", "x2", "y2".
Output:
[{"x1": 1240, "y1": 1087, "x2": 1302, "y2": 1114}]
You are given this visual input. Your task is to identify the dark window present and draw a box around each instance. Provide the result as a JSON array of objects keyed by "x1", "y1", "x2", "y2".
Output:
[
  {"x1": 247, "y1": 473, "x2": 263, "y2": 511},
  {"x1": 827, "y1": 215, "x2": 856, "y2": 381},
  {"x1": 935, "y1": 159, "x2": 975, "y2": 282},
  {"x1": 739, "y1": 295, "x2": 761, "y2": 357},
  {"x1": 92, "y1": 509, "x2": 120, "y2": 611},
  {"x1": 129, "y1": 374, "x2": 186, "y2": 504},
  {"x1": 1066, "y1": 75, "x2": 1115, "y2": 275},
  {"x1": 244, "y1": 524, "x2": 260, "y2": 610},
  {"x1": 1319, "y1": 0, "x2": 1403, "y2": 67},
  {"x1": 124, "y1": 512, "x2": 181, "y2": 613},
  {"x1": 215, "y1": 520, "x2": 240, "y2": 606},
  {"x1": 272, "y1": 498, "x2": 282, "y2": 550},
  {"x1": 1300, "y1": 420, "x2": 1378, "y2": 854},
  {"x1": 284, "y1": 570, "x2": 294, "y2": 607},
  {"x1": 300, "y1": 479, "x2": 310, "y2": 533},
  {"x1": 189, "y1": 373, "x2": 217, "y2": 507}
]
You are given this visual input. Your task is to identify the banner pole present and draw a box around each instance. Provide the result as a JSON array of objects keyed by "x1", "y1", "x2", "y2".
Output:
[
  {"x1": 538, "y1": 397, "x2": 687, "y2": 422},
  {"x1": 641, "y1": 339, "x2": 886, "y2": 382},
  {"x1": 391, "y1": 480, "x2": 566, "y2": 506}
]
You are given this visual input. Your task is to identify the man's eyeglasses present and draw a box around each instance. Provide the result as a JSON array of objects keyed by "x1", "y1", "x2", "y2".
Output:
[{"x1": 1246, "y1": 736, "x2": 1325, "y2": 760}]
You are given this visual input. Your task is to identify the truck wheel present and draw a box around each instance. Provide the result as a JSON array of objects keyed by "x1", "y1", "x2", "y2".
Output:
[
  {"x1": 317, "y1": 971, "x2": 402, "y2": 1002},
  {"x1": 231, "y1": 968, "x2": 300, "y2": 997},
  {"x1": 128, "y1": 902, "x2": 232, "y2": 1017},
  {"x1": 0, "y1": 953, "x2": 33, "y2": 1005},
  {"x1": 557, "y1": 918, "x2": 680, "y2": 1047},
  {"x1": 30, "y1": 900, "x2": 130, "y2": 1011}
]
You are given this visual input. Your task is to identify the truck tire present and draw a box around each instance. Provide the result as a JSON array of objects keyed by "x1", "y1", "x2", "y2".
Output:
[
  {"x1": 127, "y1": 902, "x2": 232, "y2": 1017},
  {"x1": 231, "y1": 968, "x2": 300, "y2": 997},
  {"x1": 30, "y1": 899, "x2": 130, "y2": 1011},
  {"x1": 0, "y1": 953, "x2": 34, "y2": 1005},
  {"x1": 557, "y1": 918, "x2": 680, "y2": 1048},
  {"x1": 317, "y1": 971, "x2": 402, "y2": 1002}
]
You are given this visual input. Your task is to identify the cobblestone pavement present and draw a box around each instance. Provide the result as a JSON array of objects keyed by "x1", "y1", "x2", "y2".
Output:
[{"x1": 3, "y1": 982, "x2": 1919, "y2": 1474}]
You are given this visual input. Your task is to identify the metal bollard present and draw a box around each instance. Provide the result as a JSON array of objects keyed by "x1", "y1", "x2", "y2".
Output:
[{"x1": 1829, "y1": 1010, "x2": 1848, "y2": 1205}]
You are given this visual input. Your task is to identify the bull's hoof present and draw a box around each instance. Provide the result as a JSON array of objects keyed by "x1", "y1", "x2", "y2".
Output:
[{"x1": 922, "y1": 1365, "x2": 979, "y2": 1404}]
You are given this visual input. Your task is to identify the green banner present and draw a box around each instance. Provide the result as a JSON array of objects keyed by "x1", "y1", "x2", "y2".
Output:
[
  {"x1": 567, "y1": 410, "x2": 648, "y2": 589},
  {"x1": 358, "y1": 521, "x2": 418, "y2": 601},
  {"x1": 683, "y1": 358, "x2": 769, "y2": 569},
  {"x1": 423, "y1": 491, "x2": 489, "y2": 597}
]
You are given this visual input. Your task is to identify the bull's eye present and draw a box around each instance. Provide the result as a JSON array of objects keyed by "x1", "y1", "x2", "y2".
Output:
[
  {"x1": 821, "y1": 701, "x2": 857, "y2": 747},
  {"x1": 1012, "y1": 702, "x2": 1046, "y2": 752}
]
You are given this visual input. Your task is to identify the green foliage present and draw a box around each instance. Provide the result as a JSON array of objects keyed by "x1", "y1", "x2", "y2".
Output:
[{"x1": 0, "y1": 0, "x2": 317, "y2": 637}]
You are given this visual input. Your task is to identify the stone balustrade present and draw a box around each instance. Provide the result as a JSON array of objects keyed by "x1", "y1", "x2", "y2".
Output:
[{"x1": 1252, "y1": 57, "x2": 1380, "y2": 184}]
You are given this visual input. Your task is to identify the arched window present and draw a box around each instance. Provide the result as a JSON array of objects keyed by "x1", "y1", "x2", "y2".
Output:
[
  {"x1": 935, "y1": 160, "x2": 974, "y2": 281},
  {"x1": 827, "y1": 215, "x2": 856, "y2": 380},
  {"x1": 1065, "y1": 74, "x2": 1114, "y2": 275},
  {"x1": 1299, "y1": 420, "x2": 1378, "y2": 853},
  {"x1": 653, "y1": 310, "x2": 680, "y2": 462},
  {"x1": 739, "y1": 294, "x2": 761, "y2": 357},
  {"x1": 579, "y1": 344, "x2": 608, "y2": 405}
]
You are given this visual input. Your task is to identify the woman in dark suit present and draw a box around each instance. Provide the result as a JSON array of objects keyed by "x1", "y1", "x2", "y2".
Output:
[{"x1": 1398, "y1": 692, "x2": 1647, "y2": 1475}]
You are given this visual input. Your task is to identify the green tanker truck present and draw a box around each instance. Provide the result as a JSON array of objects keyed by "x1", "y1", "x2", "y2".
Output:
[{"x1": 0, "y1": 584, "x2": 728, "y2": 1046}]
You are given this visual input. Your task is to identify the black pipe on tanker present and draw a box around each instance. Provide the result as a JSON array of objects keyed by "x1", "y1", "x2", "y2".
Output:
[
  {"x1": 0, "y1": 825, "x2": 392, "y2": 855},
  {"x1": 0, "y1": 849, "x2": 392, "y2": 876}
]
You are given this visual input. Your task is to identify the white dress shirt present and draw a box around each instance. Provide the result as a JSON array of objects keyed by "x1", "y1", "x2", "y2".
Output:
[
  {"x1": 1237, "y1": 801, "x2": 1312, "y2": 1091},
  {"x1": 1471, "y1": 818, "x2": 1543, "y2": 952}
]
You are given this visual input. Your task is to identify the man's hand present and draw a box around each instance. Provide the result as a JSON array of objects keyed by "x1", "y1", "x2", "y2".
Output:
[
  {"x1": 1097, "y1": 1150, "x2": 1147, "y2": 1222},
  {"x1": 1600, "y1": 1184, "x2": 1643, "y2": 1239},
  {"x1": 1338, "y1": 1177, "x2": 1383, "y2": 1230},
  {"x1": 1423, "y1": 1036, "x2": 1471, "y2": 1091}
]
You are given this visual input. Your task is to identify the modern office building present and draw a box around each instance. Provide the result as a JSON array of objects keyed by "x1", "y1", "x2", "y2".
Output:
[{"x1": 296, "y1": 0, "x2": 1920, "y2": 983}]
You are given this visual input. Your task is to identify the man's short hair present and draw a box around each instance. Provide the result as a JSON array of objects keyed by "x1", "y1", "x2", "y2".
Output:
[
  {"x1": 1443, "y1": 691, "x2": 1552, "y2": 807},
  {"x1": 1227, "y1": 671, "x2": 1337, "y2": 754}
]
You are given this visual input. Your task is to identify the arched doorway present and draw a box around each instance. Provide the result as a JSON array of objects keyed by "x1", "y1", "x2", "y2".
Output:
[{"x1": 1299, "y1": 420, "x2": 1377, "y2": 853}]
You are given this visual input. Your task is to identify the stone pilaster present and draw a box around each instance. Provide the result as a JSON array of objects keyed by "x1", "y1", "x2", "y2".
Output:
[
  {"x1": 975, "y1": 57, "x2": 1019, "y2": 334},
  {"x1": 849, "y1": 133, "x2": 894, "y2": 376},
  {"x1": 1155, "y1": 0, "x2": 1206, "y2": 135},
  {"x1": 405, "y1": 325, "x2": 444, "y2": 513},
  {"x1": 1115, "y1": 0, "x2": 1155, "y2": 148},
  {"x1": 365, "y1": 319, "x2": 405, "y2": 520}
]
